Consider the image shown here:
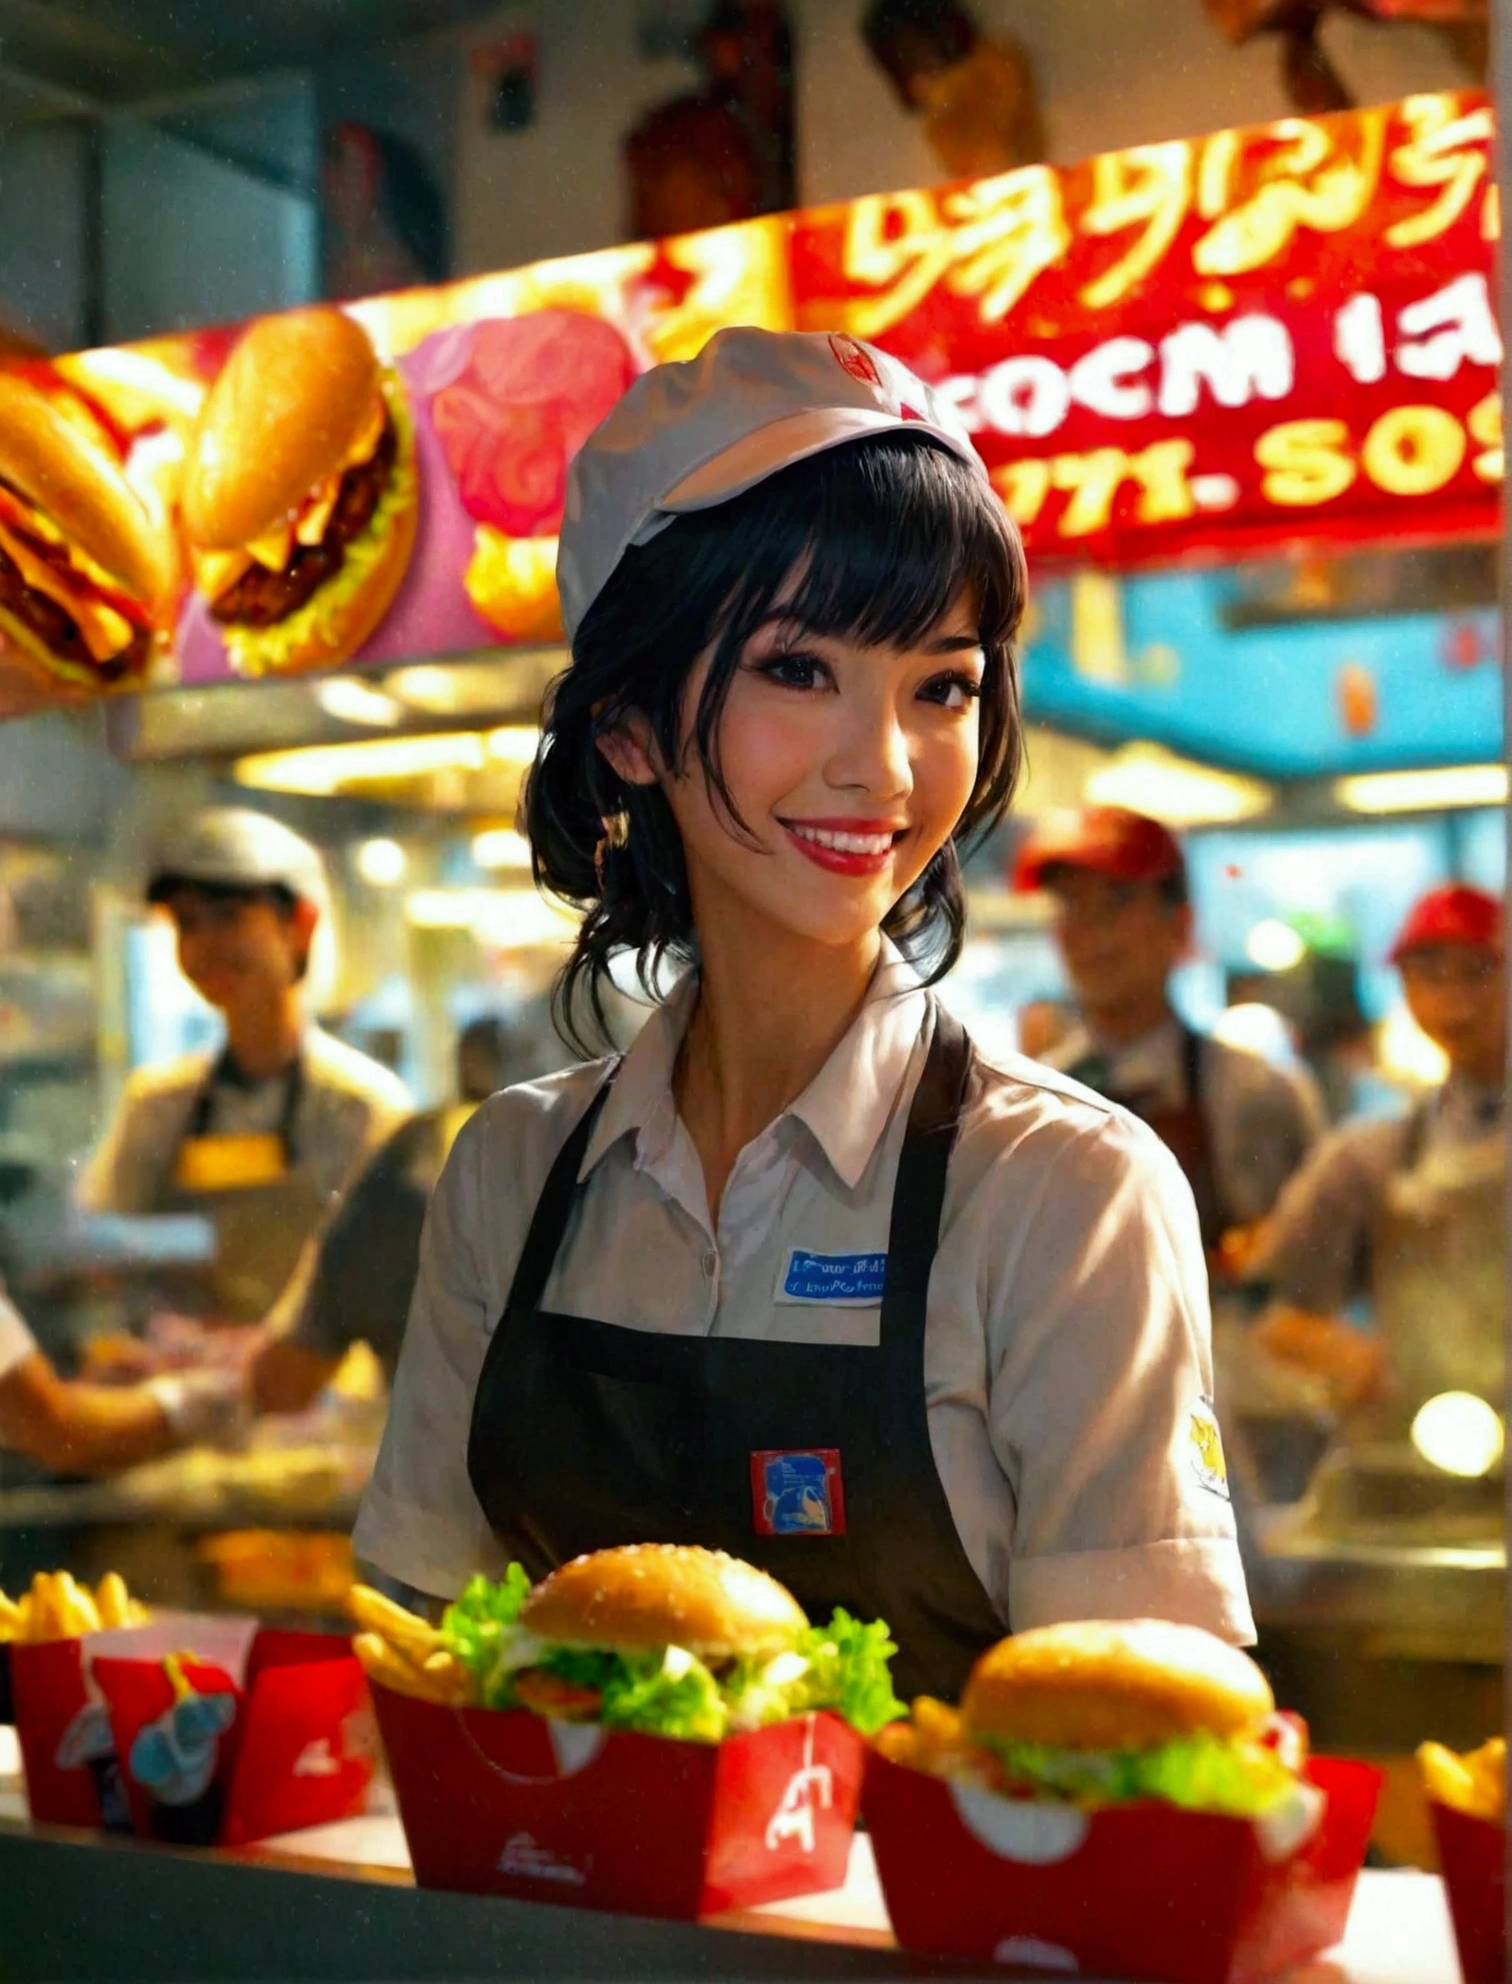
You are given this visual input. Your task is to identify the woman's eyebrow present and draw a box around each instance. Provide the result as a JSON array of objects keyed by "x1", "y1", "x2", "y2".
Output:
[{"x1": 925, "y1": 633, "x2": 985, "y2": 656}]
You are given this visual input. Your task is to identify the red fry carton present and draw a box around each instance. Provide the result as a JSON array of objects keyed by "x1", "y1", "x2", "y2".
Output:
[
  {"x1": 16, "y1": 1612, "x2": 374, "y2": 1847},
  {"x1": 1430, "y1": 1801, "x2": 1506, "y2": 1984},
  {"x1": 372, "y1": 1680, "x2": 864, "y2": 1918},
  {"x1": 863, "y1": 1751, "x2": 1382, "y2": 1984},
  {"x1": 10, "y1": 1632, "x2": 132, "y2": 1831}
]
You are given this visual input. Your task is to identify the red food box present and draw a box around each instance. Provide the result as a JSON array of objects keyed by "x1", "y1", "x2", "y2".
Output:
[
  {"x1": 1430, "y1": 1800, "x2": 1506, "y2": 1984},
  {"x1": 372, "y1": 1680, "x2": 864, "y2": 1918},
  {"x1": 863, "y1": 1751, "x2": 1382, "y2": 1984},
  {"x1": 14, "y1": 1612, "x2": 374, "y2": 1847}
]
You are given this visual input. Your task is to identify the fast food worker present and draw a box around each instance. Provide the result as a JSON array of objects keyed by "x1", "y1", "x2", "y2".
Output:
[
  {"x1": 1013, "y1": 806, "x2": 1323, "y2": 1275},
  {"x1": 1247, "y1": 884, "x2": 1505, "y2": 1436},
  {"x1": 354, "y1": 328, "x2": 1254, "y2": 1700},
  {"x1": 78, "y1": 807, "x2": 412, "y2": 1325},
  {"x1": 0, "y1": 1280, "x2": 242, "y2": 1470}
]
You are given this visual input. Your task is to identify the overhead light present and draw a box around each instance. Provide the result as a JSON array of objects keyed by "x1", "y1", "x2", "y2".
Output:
[
  {"x1": 404, "y1": 886, "x2": 575, "y2": 948},
  {"x1": 386, "y1": 664, "x2": 464, "y2": 714},
  {"x1": 1084, "y1": 745, "x2": 1271, "y2": 826},
  {"x1": 1411, "y1": 1391, "x2": 1504, "y2": 1478},
  {"x1": 317, "y1": 677, "x2": 403, "y2": 729},
  {"x1": 354, "y1": 838, "x2": 408, "y2": 887},
  {"x1": 1335, "y1": 764, "x2": 1508, "y2": 814},
  {"x1": 1245, "y1": 919, "x2": 1306, "y2": 973},
  {"x1": 472, "y1": 827, "x2": 533, "y2": 871},
  {"x1": 485, "y1": 725, "x2": 541, "y2": 766},
  {"x1": 235, "y1": 732, "x2": 489, "y2": 795}
]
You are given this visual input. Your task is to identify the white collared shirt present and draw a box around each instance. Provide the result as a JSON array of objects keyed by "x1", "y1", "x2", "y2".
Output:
[
  {"x1": 356, "y1": 945, "x2": 1254, "y2": 1644},
  {"x1": 1044, "y1": 1016, "x2": 1323, "y2": 1229}
]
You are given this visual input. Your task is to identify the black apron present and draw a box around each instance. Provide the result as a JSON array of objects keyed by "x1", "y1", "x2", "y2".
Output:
[
  {"x1": 1069, "y1": 1026, "x2": 1227, "y2": 1251},
  {"x1": 466, "y1": 1007, "x2": 1005, "y2": 1703}
]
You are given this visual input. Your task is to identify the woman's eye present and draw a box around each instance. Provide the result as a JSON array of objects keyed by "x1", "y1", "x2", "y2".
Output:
[
  {"x1": 920, "y1": 670, "x2": 983, "y2": 711},
  {"x1": 756, "y1": 649, "x2": 829, "y2": 690}
]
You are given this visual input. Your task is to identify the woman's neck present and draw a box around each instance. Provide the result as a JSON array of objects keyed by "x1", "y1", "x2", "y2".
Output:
[
  {"x1": 224, "y1": 992, "x2": 304, "y2": 1083},
  {"x1": 673, "y1": 910, "x2": 881, "y2": 1223}
]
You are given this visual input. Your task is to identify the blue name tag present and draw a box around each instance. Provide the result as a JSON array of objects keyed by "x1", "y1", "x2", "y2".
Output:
[{"x1": 782, "y1": 1249, "x2": 887, "y2": 1303}]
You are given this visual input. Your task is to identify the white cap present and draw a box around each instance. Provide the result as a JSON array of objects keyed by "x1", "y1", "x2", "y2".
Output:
[
  {"x1": 556, "y1": 327, "x2": 988, "y2": 640},
  {"x1": 145, "y1": 807, "x2": 328, "y2": 909}
]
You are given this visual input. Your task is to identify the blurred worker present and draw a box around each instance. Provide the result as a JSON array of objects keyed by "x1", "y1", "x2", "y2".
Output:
[
  {"x1": 1014, "y1": 806, "x2": 1323, "y2": 1266},
  {"x1": 0, "y1": 1282, "x2": 240, "y2": 1472},
  {"x1": 79, "y1": 809, "x2": 412, "y2": 1324},
  {"x1": 1248, "y1": 885, "x2": 1505, "y2": 1435},
  {"x1": 248, "y1": 1017, "x2": 525, "y2": 1415}
]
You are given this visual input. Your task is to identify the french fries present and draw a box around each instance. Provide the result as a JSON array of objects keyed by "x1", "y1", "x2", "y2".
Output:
[
  {"x1": 1417, "y1": 1738, "x2": 1505, "y2": 1825},
  {"x1": 873, "y1": 1696, "x2": 983, "y2": 1778},
  {"x1": 0, "y1": 1570, "x2": 150, "y2": 1645},
  {"x1": 348, "y1": 1584, "x2": 469, "y2": 1706}
]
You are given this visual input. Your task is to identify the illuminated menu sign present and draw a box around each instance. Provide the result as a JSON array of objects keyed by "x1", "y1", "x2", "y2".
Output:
[{"x1": 0, "y1": 90, "x2": 1495, "y2": 718}]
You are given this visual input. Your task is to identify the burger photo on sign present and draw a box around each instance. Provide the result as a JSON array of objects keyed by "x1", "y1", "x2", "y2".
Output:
[
  {"x1": 0, "y1": 376, "x2": 172, "y2": 704},
  {"x1": 181, "y1": 306, "x2": 418, "y2": 677}
]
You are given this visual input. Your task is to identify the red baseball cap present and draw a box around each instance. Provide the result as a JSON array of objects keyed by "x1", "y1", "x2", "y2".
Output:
[
  {"x1": 1389, "y1": 884, "x2": 1504, "y2": 964},
  {"x1": 1012, "y1": 805, "x2": 1186, "y2": 893}
]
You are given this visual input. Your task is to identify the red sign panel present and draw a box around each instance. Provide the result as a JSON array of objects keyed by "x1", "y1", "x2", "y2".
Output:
[{"x1": 794, "y1": 91, "x2": 1499, "y2": 565}]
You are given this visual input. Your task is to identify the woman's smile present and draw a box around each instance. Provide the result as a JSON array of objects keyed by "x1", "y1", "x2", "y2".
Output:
[{"x1": 780, "y1": 816, "x2": 909, "y2": 875}]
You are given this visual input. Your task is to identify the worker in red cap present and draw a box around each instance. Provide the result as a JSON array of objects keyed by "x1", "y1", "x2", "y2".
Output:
[
  {"x1": 1248, "y1": 883, "x2": 1504, "y2": 1434},
  {"x1": 1014, "y1": 805, "x2": 1322, "y2": 1266}
]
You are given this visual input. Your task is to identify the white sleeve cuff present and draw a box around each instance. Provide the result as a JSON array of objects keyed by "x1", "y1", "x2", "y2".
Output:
[{"x1": 1009, "y1": 1536, "x2": 1257, "y2": 1646}]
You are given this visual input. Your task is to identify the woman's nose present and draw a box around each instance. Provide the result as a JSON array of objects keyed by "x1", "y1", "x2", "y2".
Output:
[{"x1": 828, "y1": 700, "x2": 912, "y2": 798}]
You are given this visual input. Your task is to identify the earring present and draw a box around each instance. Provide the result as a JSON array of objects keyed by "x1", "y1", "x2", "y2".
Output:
[{"x1": 593, "y1": 808, "x2": 630, "y2": 889}]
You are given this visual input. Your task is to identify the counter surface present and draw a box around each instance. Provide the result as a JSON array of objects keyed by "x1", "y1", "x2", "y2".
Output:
[{"x1": 0, "y1": 1726, "x2": 1462, "y2": 1984}]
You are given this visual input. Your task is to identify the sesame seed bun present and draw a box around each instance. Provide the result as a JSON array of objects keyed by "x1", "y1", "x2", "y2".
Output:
[
  {"x1": 961, "y1": 1620, "x2": 1274, "y2": 1753},
  {"x1": 182, "y1": 306, "x2": 382, "y2": 550},
  {"x1": 520, "y1": 1546, "x2": 809, "y2": 1661},
  {"x1": 0, "y1": 375, "x2": 169, "y2": 608}
]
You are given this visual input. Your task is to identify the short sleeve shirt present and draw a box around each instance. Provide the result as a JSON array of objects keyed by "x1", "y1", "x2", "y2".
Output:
[
  {"x1": 76, "y1": 1025, "x2": 414, "y2": 1216},
  {"x1": 1044, "y1": 1017, "x2": 1323, "y2": 1230},
  {"x1": 355, "y1": 945, "x2": 1254, "y2": 1645},
  {"x1": 1250, "y1": 1073, "x2": 1504, "y2": 1315}
]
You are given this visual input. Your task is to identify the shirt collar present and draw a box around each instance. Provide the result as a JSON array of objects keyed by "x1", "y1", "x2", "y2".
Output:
[{"x1": 577, "y1": 940, "x2": 928, "y2": 1191}]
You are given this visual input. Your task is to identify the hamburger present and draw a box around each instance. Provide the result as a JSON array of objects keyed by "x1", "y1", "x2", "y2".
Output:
[
  {"x1": 182, "y1": 306, "x2": 417, "y2": 677},
  {"x1": 879, "y1": 1620, "x2": 1310, "y2": 1821},
  {"x1": 0, "y1": 375, "x2": 169, "y2": 693},
  {"x1": 441, "y1": 1545, "x2": 905, "y2": 1743}
]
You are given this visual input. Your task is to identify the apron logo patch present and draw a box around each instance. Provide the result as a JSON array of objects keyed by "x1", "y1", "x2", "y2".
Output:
[
  {"x1": 782, "y1": 1250, "x2": 886, "y2": 1303},
  {"x1": 1188, "y1": 1396, "x2": 1230, "y2": 1501},
  {"x1": 751, "y1": 1449, "x2": 847, "y2": 1536}
]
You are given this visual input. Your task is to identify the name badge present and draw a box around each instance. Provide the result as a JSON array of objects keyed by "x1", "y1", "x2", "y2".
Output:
[
  {"x1": 751, "y1": 1449, "x2": 847, "y2": 1537},
  {"x1": 174, "y1": 1132, "x2": 288, "y2": 1193},
  {"x1": 781, "y1": 1249, "x2": 886, "y2": 1304}
]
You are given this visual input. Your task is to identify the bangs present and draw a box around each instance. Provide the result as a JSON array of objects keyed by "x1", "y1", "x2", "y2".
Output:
[{"x1": 706, "y1": 432, "x2": 1019, "y2": 656}]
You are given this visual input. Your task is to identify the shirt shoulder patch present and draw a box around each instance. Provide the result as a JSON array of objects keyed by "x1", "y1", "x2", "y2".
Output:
[{"x1": 1188, "y1": 1396, "x2": 1230, "y2": 1501}]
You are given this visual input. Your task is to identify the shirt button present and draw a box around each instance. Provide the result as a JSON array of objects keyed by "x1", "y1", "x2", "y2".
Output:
[{"x1": 701, "y1": 1249, "x2": 719, "y2": 1279}]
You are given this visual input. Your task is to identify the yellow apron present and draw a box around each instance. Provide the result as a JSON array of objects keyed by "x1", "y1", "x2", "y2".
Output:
[{"x1": 156, "y1": 1057, "x2": 332, "y2": 1324}]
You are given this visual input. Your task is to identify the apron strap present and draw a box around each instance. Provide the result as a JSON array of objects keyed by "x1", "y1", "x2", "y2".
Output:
[
  {"x1": 500, "y1": 1067, "x2": 620, "y2": 1318},
  {"x1": 186, "y1": 1050, "x2": 306, "y2": 1164},
  {"x1": 879, "y1": 1002, "x2": 972, "y2": 1350}
]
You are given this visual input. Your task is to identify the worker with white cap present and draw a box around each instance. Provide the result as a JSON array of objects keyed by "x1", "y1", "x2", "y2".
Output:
[
  {"x1": 1248, "y1": 884, "x2": 1505, "y2": 1435},
  {"x1": 356, "y1": 327, "x2": 1254, "y2": 1700},
  {"x1": 78, "y1": 806, "x2": 412, "y2": 1325}
]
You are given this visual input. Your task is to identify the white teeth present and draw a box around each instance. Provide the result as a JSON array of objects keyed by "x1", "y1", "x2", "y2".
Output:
[{"x1": 789, "y1": 825, "x2": 896, "y2": 856}]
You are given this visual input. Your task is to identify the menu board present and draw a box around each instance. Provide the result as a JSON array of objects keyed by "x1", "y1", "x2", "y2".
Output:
[{"x1": 0, "y1": 88, "x2": 1495, "y2": 719}]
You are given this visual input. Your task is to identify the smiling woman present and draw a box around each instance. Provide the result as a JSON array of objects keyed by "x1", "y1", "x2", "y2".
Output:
[{"x1": 354, "y1": 329, "x2": 1257, "y2": 1704}]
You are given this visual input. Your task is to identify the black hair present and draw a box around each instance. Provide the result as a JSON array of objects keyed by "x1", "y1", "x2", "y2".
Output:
[{"x1": 524, "y1": 432, "x2": 1027, "y2": 1053}]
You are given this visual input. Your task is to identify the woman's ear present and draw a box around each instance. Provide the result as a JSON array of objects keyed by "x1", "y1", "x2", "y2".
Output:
[{"x1": 594, "y1": 710, "x2": 661, "y2": 788}]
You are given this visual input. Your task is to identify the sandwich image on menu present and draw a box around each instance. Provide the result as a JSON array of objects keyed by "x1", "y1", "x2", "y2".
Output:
[
  {"x1": 0, "y1": 375, "x2": 171, "y2": 701},
  {"x1": 181, "y1": 305, "x2": 418, "y2": 676}
]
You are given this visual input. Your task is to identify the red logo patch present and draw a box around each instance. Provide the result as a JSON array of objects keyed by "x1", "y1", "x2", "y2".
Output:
[
  {"x1": 751, "y1": 1449, "x2": 847, "y2": 1537},
  {"x1": 828, "y1": 334, "x2": 883, "y2": 392}
]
